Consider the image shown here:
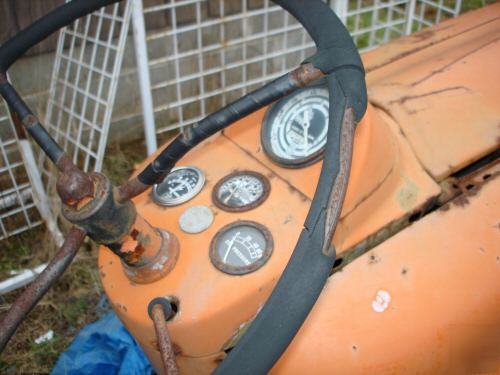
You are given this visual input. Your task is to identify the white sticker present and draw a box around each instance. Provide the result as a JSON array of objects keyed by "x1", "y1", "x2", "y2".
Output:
[{"x1": 372, "y1": 290, "x2": 391, "y2": 313}]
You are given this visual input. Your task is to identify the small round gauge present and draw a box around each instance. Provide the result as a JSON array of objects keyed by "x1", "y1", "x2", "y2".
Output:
[
  {"x1": 261, "y1": 84, "x2": 329, "y2": 168},
  {"x1": 152, "y1": 166, "x2": 205, "y2": 206},
  {"x1": 210, "y1": 221, "x2": 273, "y2": 275},
  {"x1": 212, "y1": 171, "x2": 270, "y2": 212}
]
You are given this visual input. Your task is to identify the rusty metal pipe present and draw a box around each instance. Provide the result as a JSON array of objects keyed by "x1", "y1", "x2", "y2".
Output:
[
  {"x1": 151, "y1": 304, "x2": 179, "y2": 375},
  {"x1": 0, "y1": 227, "x2": 86, "y2": 352}
]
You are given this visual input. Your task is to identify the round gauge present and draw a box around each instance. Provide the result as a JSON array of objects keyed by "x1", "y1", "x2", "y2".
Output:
[
  {"x1": 212, "y1": 171, "x2": 270, "y2": 212},
  {"x1": 261, "y1": 84, "x2": 329, "y2": 168},
  {"x1": 210, "y1": 221, "x2": 273, "y2": 275},
  {"x1": 152, "y1": 166, "x2": 205, "y2": 206}
]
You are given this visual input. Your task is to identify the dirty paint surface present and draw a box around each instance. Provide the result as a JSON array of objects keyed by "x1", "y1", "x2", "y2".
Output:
[
  {"x1": 273, "y1": 167, "x2": 500, "y2": 374},
  {"x1": 367, "y1": 3, "x2": 500, "y2": 180},
  {"x1": 98, "y1": 5, "x2": 500, "y2": 374}
]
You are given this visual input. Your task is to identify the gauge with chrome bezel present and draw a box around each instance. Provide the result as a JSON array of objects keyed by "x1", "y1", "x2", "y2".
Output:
[
  {"x1": 261, "y1": 83, "x2": 329, "y2": 168},
  {"x1": 210, "y1": 221, "x2": 273, "y2": 275},
  {"x1": 152, "y1": 166, "x2": 205, "y2": 206},
  {"x1": 212, "y1": 171, "x2": 270, "y2": 212}
]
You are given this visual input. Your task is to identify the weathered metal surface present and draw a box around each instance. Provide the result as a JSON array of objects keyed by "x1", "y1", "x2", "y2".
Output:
[
  {"x1": 289, "y1": 63, "x2": 325, "y2": 88},
  {"x1": 362, "y1": 3, "x2": 500, "y2": 74},
  {"x1": 99, "y1": 134, "x2": 313, "y2": 361},
  {"x1": 0, "y1": 227, "x2": 86, "y2": 352},
  {"x1": 272, "y1": 165, "x2": 500, "y2": 374},
  {"x1": 99, "y1": 6, "x2": 499, "y2": 374},
  {"x1": 151, "y1": 304, "x2": 180, "y2": 375},
  {"x1": 61, "y1": 173, "x2": 136, "y2": 248},
  {"x1": 366, "y1": 4, "x2": 500, "y2": 180},
  {"x1": 55, "y1": 154, "x2": 95, "y2": 207},
  {"x1": 122, "y1": 228, "x2": 180, "y2": 284}
]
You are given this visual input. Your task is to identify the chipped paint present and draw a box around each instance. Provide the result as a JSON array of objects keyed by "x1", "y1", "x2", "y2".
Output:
[
  {"x1": 372, "y1": 290, "x2": 391, "y2": 313},
  {"x1": 396, "y1": 177, "x2": 419, "y2": 210}
]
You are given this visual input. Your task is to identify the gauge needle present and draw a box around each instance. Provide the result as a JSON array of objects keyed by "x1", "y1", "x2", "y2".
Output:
[
  {"x1": 224, "y1": 180, "x2": 243, "y2": 204},
  {"x1": 223, "y1": 232, "x2": 240, "y2": 262},
  {"x1": 302, "y1": 109, "x2": 312, "y2": 150}
]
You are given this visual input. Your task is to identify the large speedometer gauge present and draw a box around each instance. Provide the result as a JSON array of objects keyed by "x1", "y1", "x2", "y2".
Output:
[
  {"x1": 261, "y1": 84, "x2": 329, "y2": 168},
  {"x1": 210, "y1": 221, "x2": 273, "y2": 275},
  {"x1": 152, "y1": 166, "x2": 205, "y2": 206}
]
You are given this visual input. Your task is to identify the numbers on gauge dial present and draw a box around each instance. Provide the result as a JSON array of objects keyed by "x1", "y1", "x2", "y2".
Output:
[
  {"x1": 272, "y1": 88, "x2": 328, "y2": 159},
  {"x1": 222, "y1": 230, "x2": 263, "y2": 266},
  {"x1": 210, "y1": 221, "x2": 273, "y2": 275},
  {"x1": 213, "y1": 171, "x2": 270, "y2": 212},
  {"x1": 159, "y1": 169, "x2": 199, "y2": 199},
  {"x1": 152, "y1": 166, "x2": 205, "y2": 206},
  {"x1": 262, "y1": 86, "x2": 329, "y2": 167}
]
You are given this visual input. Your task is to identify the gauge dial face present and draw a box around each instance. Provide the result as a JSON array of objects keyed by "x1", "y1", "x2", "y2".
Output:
[
  {"x1": 261, "y1": 85, "x2": 329, "y2": 168},
  {"x1": 152, "y1": 166, "x2": 205, "y2": 206},
  {"x1": 213, "y1": 171, "x2": 270, "y2": 212},
  {"x1": 210, "y1": 221, "x2": 273, "y2": 275}
]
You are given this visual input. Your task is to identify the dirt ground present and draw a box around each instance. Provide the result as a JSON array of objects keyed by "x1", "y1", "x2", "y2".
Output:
[{"x1": 0, "y1": 140, "x2": 147, "y2": 373}]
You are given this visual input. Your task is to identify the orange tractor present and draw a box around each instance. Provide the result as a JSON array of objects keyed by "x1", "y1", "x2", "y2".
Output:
[{"x1": 0, "y1": 0, "x2": 499, "y2": 374}]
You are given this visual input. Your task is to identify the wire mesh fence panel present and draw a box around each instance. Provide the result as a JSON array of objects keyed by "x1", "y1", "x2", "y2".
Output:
[
  {"x1": 341, "y1": 0, "x2": 413, "y2": 51},
  {"x1": 408, "y1": 0, "x2": 462, "y2": 32},
  {"x1": 0, "y1": 105, "x2": 42, "y2": 240},
  {"x1": 40, "y1": 1, "x2": 133, "y2": 200},
  {"x1": 137, "y1": 0, "x2": 462, "y2": 141},
  {"x1": 141, "y1": 0, "x2": 324, "y2": 136}
]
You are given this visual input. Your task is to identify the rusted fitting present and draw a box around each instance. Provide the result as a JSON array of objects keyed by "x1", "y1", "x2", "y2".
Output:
[
  {"x1": 61, "y1": 173, "x2": 136, "y2": 246},
  {"x1": 61, "y1": 172, "x2": 179, "y2": 282},
  {"x1": 122, "y1": 227, "x2": 180, "y2": 284},
  {"x1": 56, "y1": 154, "x2": 95, "y2": 206},
  {"x1": 289, "y1": 62, "x2": 325, "y2": 88}
]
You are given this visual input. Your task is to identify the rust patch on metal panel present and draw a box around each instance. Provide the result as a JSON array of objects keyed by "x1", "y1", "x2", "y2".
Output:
[{"x1": 323, "y1": 108, "x2": 356, "y2": 256}]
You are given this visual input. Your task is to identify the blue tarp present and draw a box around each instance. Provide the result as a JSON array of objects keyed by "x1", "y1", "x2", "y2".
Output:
[{"x1": 52, "y1": 312, "x2": 153, "y2": 375}]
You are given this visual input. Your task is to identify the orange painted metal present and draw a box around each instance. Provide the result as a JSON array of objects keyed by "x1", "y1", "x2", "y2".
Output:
[
  {"x1": 272, "y1": 164, "x2": 500, "y2": 374},
  {"x1": 367, "y1": 3, "x2": 500, "y2": 180},
  {"x1": 99, "y1": 5, "x2": 500, "y2": 374}
]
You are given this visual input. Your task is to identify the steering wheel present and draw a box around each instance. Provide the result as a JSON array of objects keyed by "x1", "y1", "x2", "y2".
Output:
[{"x1": 0, "y1": 0, "x2": 367, "y2": 373}]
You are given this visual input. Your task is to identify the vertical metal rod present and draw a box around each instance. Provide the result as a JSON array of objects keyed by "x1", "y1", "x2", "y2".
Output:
[
  {"x1": 132, "y1": 0, "x2": 157, "y2": 155},
  {"x1": 151, "y1": 304, "x2": 179, "y2": 375}
]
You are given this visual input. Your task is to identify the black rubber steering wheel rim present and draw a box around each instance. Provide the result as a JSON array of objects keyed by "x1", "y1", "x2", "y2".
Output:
[
  {"x1": 0, "y1": 0, "x2": 367, "y2": 372},
  {"x1": 215, "y1": 1, "x2": 366, "y2": 373}
]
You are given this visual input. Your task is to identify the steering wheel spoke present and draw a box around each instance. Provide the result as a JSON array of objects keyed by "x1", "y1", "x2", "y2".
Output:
[{"x1": 0, "y1": 227, "x2": 87, "y2": 352}]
